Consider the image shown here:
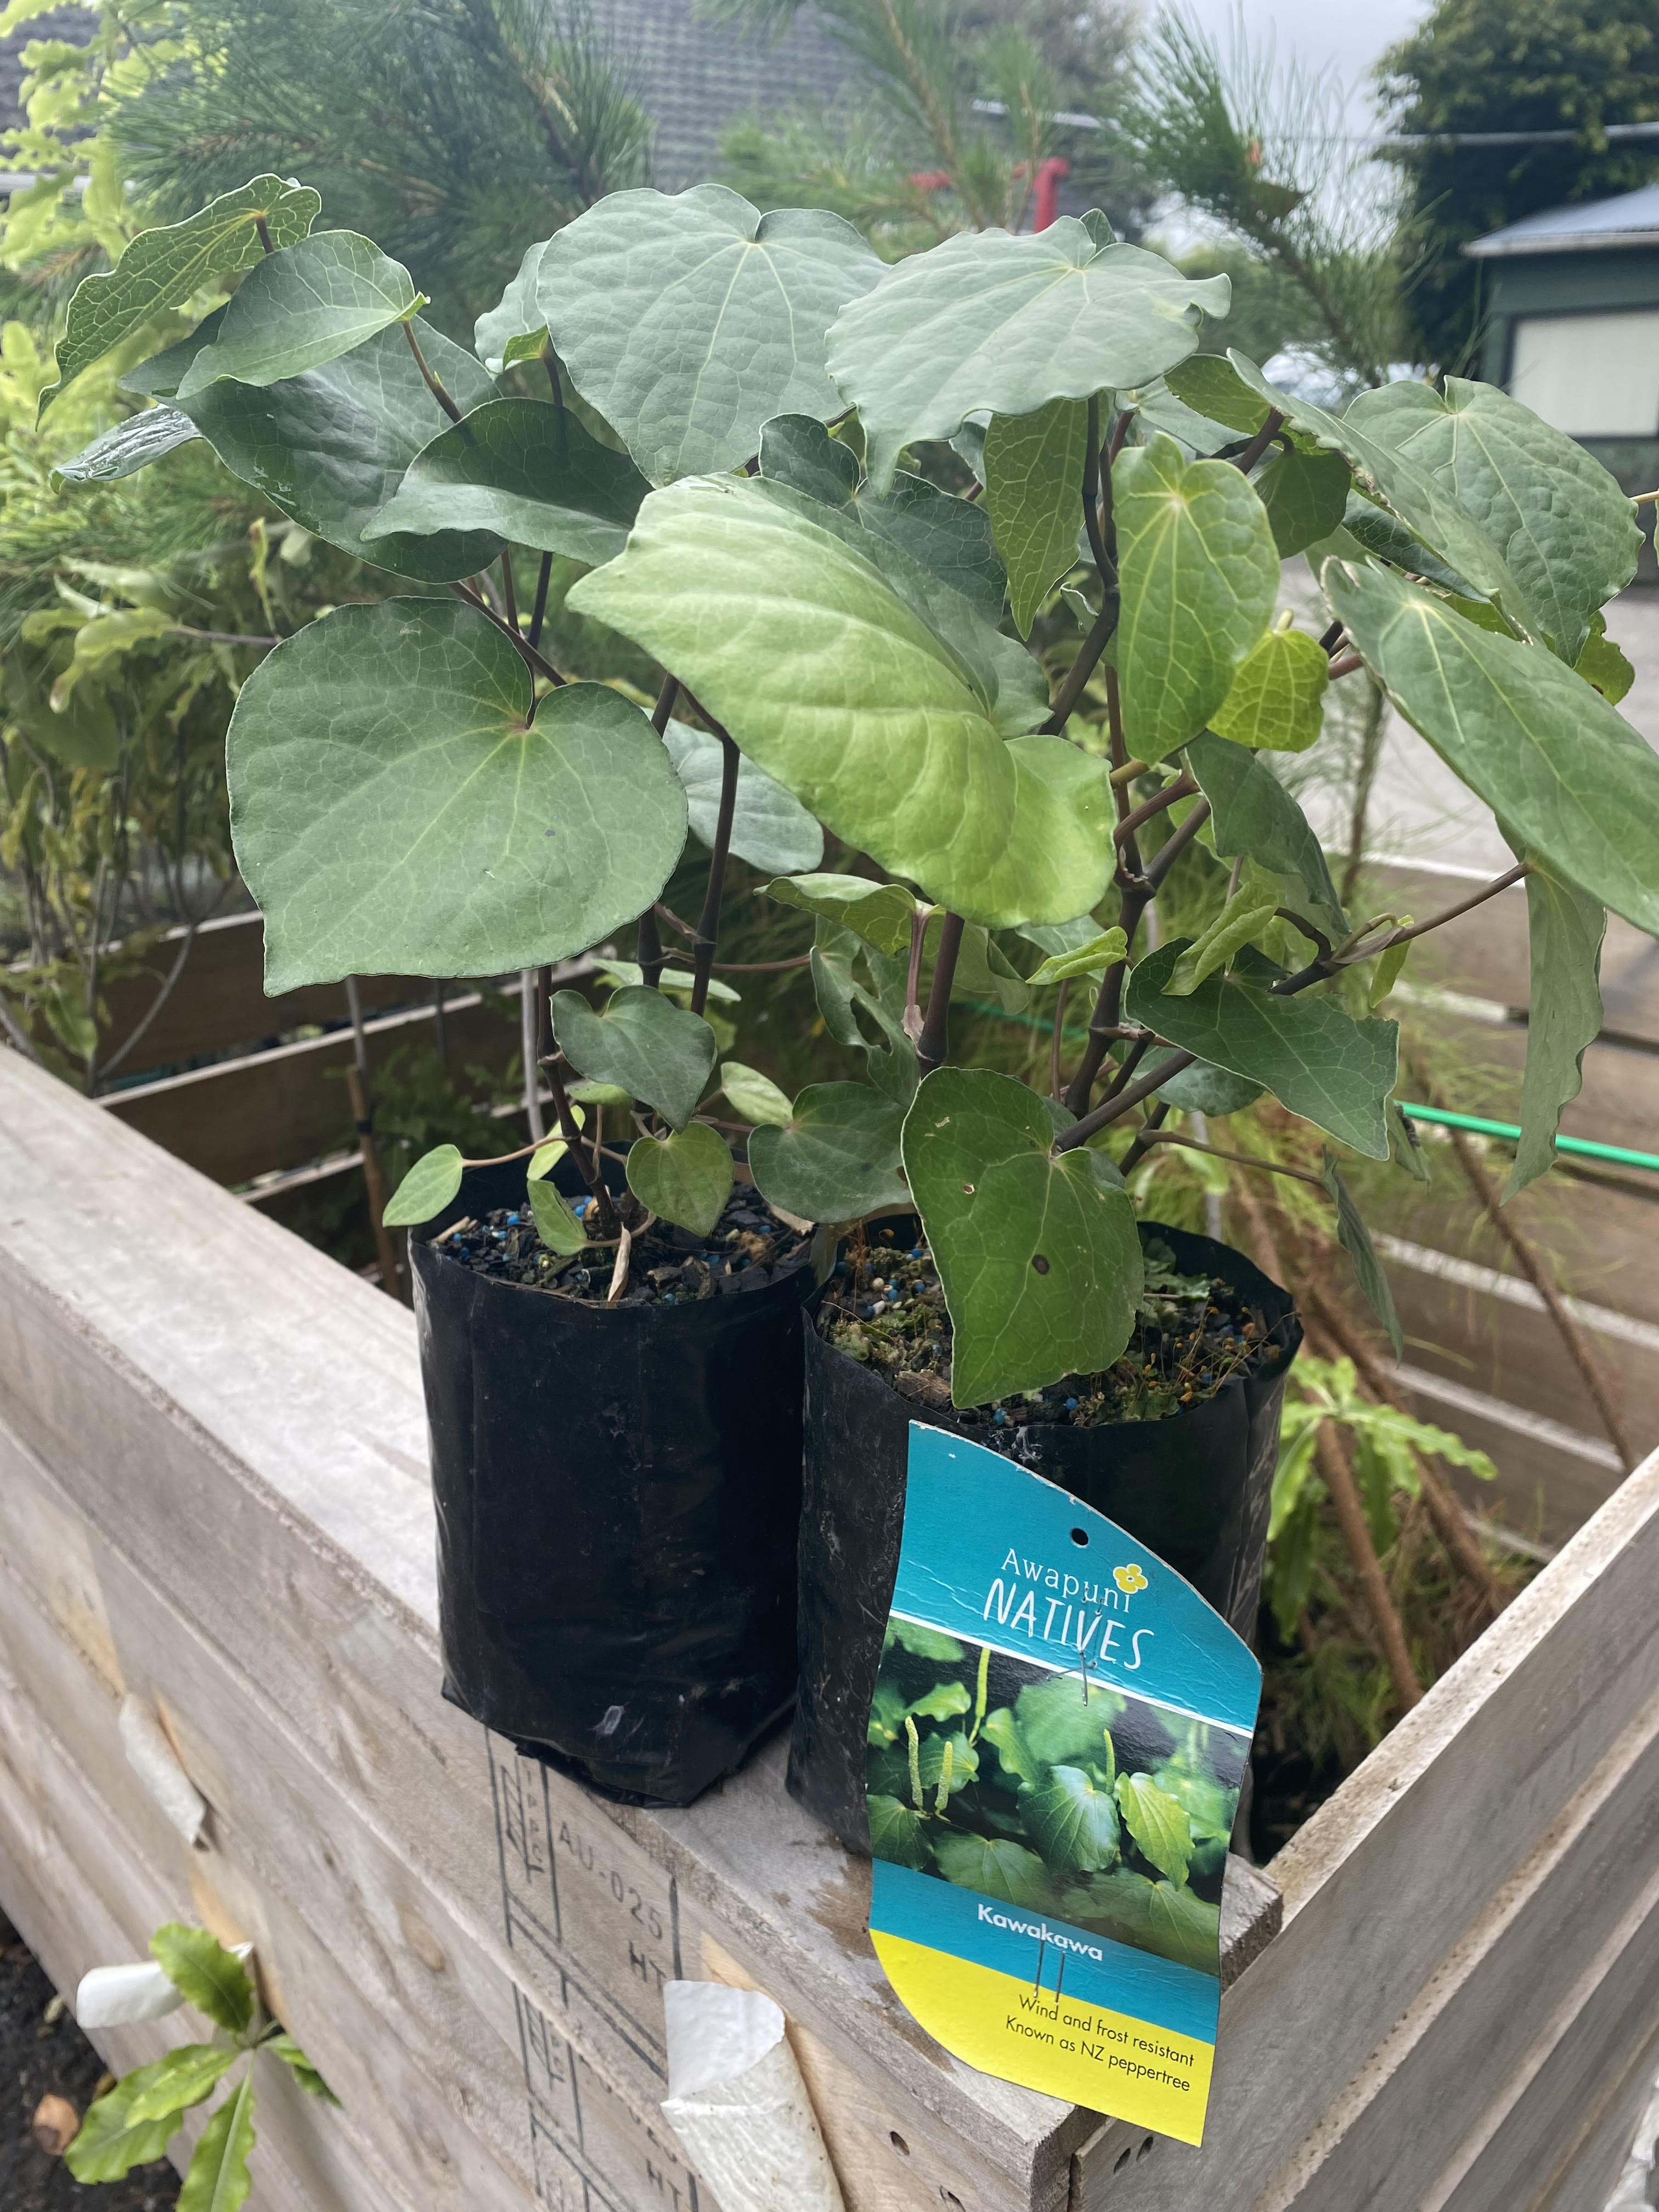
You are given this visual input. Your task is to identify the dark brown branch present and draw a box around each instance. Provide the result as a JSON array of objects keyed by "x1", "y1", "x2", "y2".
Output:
[
  {"x1": 1049, "y1": 977, "x2": 1069, "y2": 1102},
  {"x1": 635, "y1": 907, "x2": 666, "y2": 990},
  {"x1": 1135, "y1": 1128, "x2": 1327, "y2": 1188},
  {"x1": 528, "y1": 551, "x2": 552, "y2": 653},
  {"x1": 1081, "y1": 395, "x2": 1110, "y2": 579},
  {"x1": 1055, "y1": 1050, "x2": 1197, "y2": 1149},
  {"x1": 651, "y1": 672, "x2": 678, "y2": 734},
  {"x1": 916, "y1": 911, "x2": 964, "y2": 1076},
  {"x1": 541, "y1": 343, "x2": 563, "y2": 407},
  {"x1": 254, "y1": 216, "x2": 274, "y2": 255},
  {"x1": 655, "y1": 901, "x2": 696, "y2": 941},
  {"x1": 499, "y1": 548, "x2": 518, "y2": 634},
  {"x1": 449, "y1": 580, "x2": 566, "y2": 685},
  {"x1": 689, "y1": 734, "x2": 740, "y2": 1017},
  {"x1": 1117, "y1": 1097, "x2": 1169, "y2": 1176},
  {"x1": 1328, "y1": 651, "x2": 1365, "y2": 679},
  {"x1": 402, "y1": 318, "x2": 463, "y2": 424},
  {"x1": 1343, "y1": 862, "x2": 1531, "y2": 962},
  {"x1": 1115, "y1": 772, "x2": 1196, "y2": 849},
  {"x1": 1232, "y1": 409, "x2": 1285, "y2": 476},
  {"x1": 1142, "y1": 795, "x2": 1211, "y2": 892},
  {"x1": 543, "y1": 1056, "x2": 619, "y2": 1237},
  {"x1": 1041, "y1": 595, "x2": 1119, "y2": 733}
]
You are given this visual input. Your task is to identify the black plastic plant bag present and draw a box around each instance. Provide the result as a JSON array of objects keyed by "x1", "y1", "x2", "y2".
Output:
[
  {"x1": 787, "y1": 1221, "x2": 1301, "y2": 1852},
  {"x1": 413, "y1": 1159, "x2": 821, "y2": 1807}
]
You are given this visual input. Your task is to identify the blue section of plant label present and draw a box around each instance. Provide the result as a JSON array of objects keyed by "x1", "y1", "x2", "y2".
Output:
[{"x1": 891, "y1": 1422, "x2": 1261, "y2": 1731}]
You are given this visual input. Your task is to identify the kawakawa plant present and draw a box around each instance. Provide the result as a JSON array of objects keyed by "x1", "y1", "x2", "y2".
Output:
[{"x1": 52, "y1": 177, "x2": 1657, "y2": 1404}]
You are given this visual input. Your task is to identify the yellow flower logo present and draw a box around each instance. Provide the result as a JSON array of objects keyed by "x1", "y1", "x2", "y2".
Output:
[{"x1": 1113, "y1": 1564, "x2": 1148, "y2": 1595}]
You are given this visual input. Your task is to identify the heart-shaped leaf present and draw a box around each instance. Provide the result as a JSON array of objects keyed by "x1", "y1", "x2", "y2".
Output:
[
  {"x1": 665, "y1": 721, "x2": 823, "y2": 874},
  {"x1": 151, "y1": 317, "x2": 504, "y2": 582},
  {"x1": 475, "y1": 238, "x2": 548, "y2": 373},
  {"x1": 1114, "y1": 433, "x2": 1280, "y2": 763},
  {"x1": 1325, "y1": 559, "x2": 1659, "y2": 937},
  {"x1": 764, "y1": 872, "x2": 920, "y2": 957},
  {"x1": 625, "y1": 1121, "x2": 733, "y2": 1235},
  {"x1": 983, "y1": 398, "x2": 1092, "y2": 636},
  {"x1": 1014, "y1": 1672, "x2": 1124, "y2": 1769},
  {"x1": 828, "y1": 218, "x2": 1230, "y2": 489},
  {"x1": 527, "y1": 1176, "x2": 588, "y2": 1255},
  {"x1": 1210, "y1": 622, "x2": 1329, "y2": 752},
  {"x1": 980, "y1": 1707, "x2": 1041, "y2": 1786},
  {"x1": 177, "y1": 232, "x2": 423, "y2": 397},
  {"x1": 539, "y1": 184, "x2": 882, "y2": 484},
  {"x1": 1153, "y1": 1058, "x2": 1263, "y2": 1115},
  {"x1": 1186, "y1": 731, "x2": 1348, "y2": 944},
  {"x1": 720, "y1": 1060, "x2": 794, "y2": 1127},
  {"x1": 41, "y1": 174, "x2": 319, "y2": 419},
  {"x1": 55, "y1": 404, "x2": 201, "y2": 484},
  {"x1": 227, "y1": 599, "x2": 687, "y2": 989},
  {"x1": 902, "y1": 1066, "x2": 1142, "y2": 1405},
  {"x1": 1503, "y1": 845, "x2": 1605, "y2": 1201},
  {"x1": 930, "y1": 1831, "x2": 1052, "y2": 1907},
  {"x1": 569, "y1": 478, "x2": 1115, "y2": 929},
  {"x1": 1163, "y1": 885, "x2": 1281, "y2": 996},
  {"x1": 868, "y1": 1795, "x2": 934, "y2": 1871},
  {"x1": 1342, "y1": 375, "x2": 1639, "y2": 662},
  {"x1": 748, "y1": 1081, "x2": 907, "y2": 1221},
  {"x1": 550, "y1": 985, "x2": 716, "y2": 1131},
  {"x1": 1126, "y1": 939, "x2": 1397, "y2": 1158},
  {"x1": 383, "y1": 1143, "x2": 465, "y2": 1227},
  {"x1": 1022, "y1": 1764, "x2": 1121, "y2": 1876},
  {"x1": 1255, "y1": 443, "x2": 1352, "y2": 557},
  {"x1": 366, "y1": 397, "x2": 648, "y2": 562},
  {"x1": 1114, "y1": 1771, "x2": 1193, "y2": 1886},
  {"x1": 1145, "y1": 1882, "x2": 1221, "y2": 1971}
]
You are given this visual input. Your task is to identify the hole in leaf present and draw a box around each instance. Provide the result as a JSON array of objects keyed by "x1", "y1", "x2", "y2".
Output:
[
  {"x1": 889, "y1": 2132, "x2": 909, "y2": 2156},
  {"x1": 1070, "y1": 1527, "x2": 1089, "y2": 1547},
  {"x1": 1030, "y1": 1252, "x2": 1051, "y2": 1274}
]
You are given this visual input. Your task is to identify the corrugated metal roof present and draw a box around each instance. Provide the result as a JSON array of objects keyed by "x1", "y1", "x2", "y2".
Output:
[
  {"x1": 1465, "y1": 183, "x2": 1659, "y2": 258},
  {"x1": 593, "y1": 0, "x2": 856, "y2": 191}
]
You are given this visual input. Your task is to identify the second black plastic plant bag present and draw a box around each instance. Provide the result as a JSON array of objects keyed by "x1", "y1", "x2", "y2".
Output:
[
  {"x1": 787, "y1": 1221, "x2": 1301, "y2": 1853},
  {"x1": 413, "y1": 1159, "x2": 822, "y2": 1807}
]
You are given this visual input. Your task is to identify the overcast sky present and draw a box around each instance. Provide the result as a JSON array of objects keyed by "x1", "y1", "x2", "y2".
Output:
[{"x1": 1165, "y1": 0, "x2": 1432, "y2": 131}]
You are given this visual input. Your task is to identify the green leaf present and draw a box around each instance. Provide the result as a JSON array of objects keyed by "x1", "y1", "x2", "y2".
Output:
[
  {"x1": 1145, "y1": 1882, "x2": 1221, "y2": 1971},
  {"x1": 154, "y1": 318, "x2": 504, "y2": 583},
  {"x1": 55, "y1": 404, "x2": 201, "y2": 484},
  {"x1": 1229, "y1": 353, "x2": 1541, "y2": 636},
  {"x1": 176, "y1": 233, "x2": 423, "y2": 399},
  {"x1": 125, "y1": 2045, "x2": 240, "y2": 2126},
  {"x1": 1324, "y1": 560, "x2": 1659, "y2": 939},
  {"x1": 178, "y1": 2069, "x2": 256, "y2": 2212},
  {"x1": 1161, "y1": 353, "x2": 1269, "y2": 434},
  {"x1": 41, "y1": 175, "x2": 319, "y2": 419},
  {"x1": 867, "y1": 1795, "x2": 934, "y2": 1872},
  {"x1": 931, "y1": 1831, "x2": 1053, "y2": 1908},
  {"x1": 902, "y1": 1067, "x2": 1142, "y2": 1405},
  {"x1": 1210, "y1": 622, "x2": 1329, "y2": 753},
  {"x1": 888, "y1": 1620, "x2": 965, "y2": 1660},
  {"x1": 227, "y1": 600, "x2": 687, "y2": 990},
  {"x1": 1186, "y1": 731, "x2": 1348, "y2": 944},
  {"x1": 570, "y1": 479, "x2": 1114, "y2": 929},
  {"x1": 868, "y1": 1680, "x2": 909, "y2": 1746},
  {"x1": 1021, "y1": 1764, "x2": 1121, "y2": 1876},
  {"x1": 914, "y1": 1727, "x2": 978, "y2": 1796},
  {"x1": 1126, "y1": 940, "x2": 1397, "y2": 1158},
  {"x1": 1163, "y1": 886, "x2": 1281, "y2": 997},
  {"x1": 527, "y1": 1176, "x2": 588, "y2": 1255},
  {"x1": 1014, "y1": 1673, "x2": 1124, "y2": 1769},
  {"x1": 764, "y1": 873, "x2": 919, "y2": 958},
  {"x1": 952, "y1": 921, "x2": 1030, "y2": 1016},
  {"x1": 1114, "y1": 1772, "x2": 1194, "y2": 1886},
  {"x1": 906, "y1": 1680, "x2": 972, "y2": 1722},
  {"x1": 810, "y1": 925, "x2": 918, "y2": 1108},
  {"x1": 1504, "y1": 848, "x2": 1605, "y2": 1201},
  {"x1": 1025, "y1": 928, "x2": 1127, "y2": 987},
  {"x1": 983, "y1": 398, "x2": 1091, "y2": 636},
  {"x1": 626, "y1": 1122, "x2": 733, "y2": 1235},
  {"x1": 1388, "y1": 1098, "x2": 1431, "y2": 1183},
  {"x1": 264, "y1": 2033, "x2": 337, "y2": 2104},
  {"x1": 63, "y1": 2074, "x2": 177, "y2": 2182},
  {"x1": 748, "y1": 1081, "x2": 907, "y2": 1222},
  {"x1": 539, "y1": 184, "x2": 882, "y2": 483},
  {"x1": 720, "y1": 1061, "x2": 794, "y2": 1127},
  {"x1": 1319, "y1": 1152, "x2": 1404, "y2": 1357},
  {"x1": 1114, "y1": 434, "x2": 1279, "y2": 763},
  {"x1": 1153, "y1": 1058, "x2": 1263, "y2": 1115},
  {"x1": 1369, "y1": 934, "x2": 1412, "y2": 1010},
  {"x1": 1575, "y1": 612, "x2": 1635, "y2": 704},
  {"x1": 1255, "y1": 444, "x2": 1352, "y2": 557},
  {"x1": 382, "y1": 1143, "x2": 464, "y2": 1228},
  {"x1": 597, "y1": 958, "x2": 740, "y2": 1006},
  {"x1": 979, "y1": 1706, "x2": 1040, "y2": 1785},
  {"x1": 474, "y1": 238, "x2": 547, "y2": 374},
  {"x1": 151, "y1": 1924, "x2": 253, "y2": 2036},
  {"x1": 828, "y1": 219, "x2": 1229, "y2": 490},
  {"x1": 665, "y1": 723, "x2": 823, "y2": 875},
  {"x1": 550, "y1": 985, "x2": 715, "y2": 1132},
  {"x1": 1342, "y1": 375, "x2": 1640, "y2": 662},
  {"x1": 365, "y1": 398, "x2": 647, "y2": 563}
]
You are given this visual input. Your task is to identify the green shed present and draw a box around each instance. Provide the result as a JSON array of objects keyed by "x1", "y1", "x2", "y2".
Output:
[{"x1": 1470, "y1": 183, "x2": 1659, "y2": 495}]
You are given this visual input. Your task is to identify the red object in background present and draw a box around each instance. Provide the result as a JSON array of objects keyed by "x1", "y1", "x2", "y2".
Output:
[
  {"x1": 1033, "y1": 157, "x2": 1069, "y2": 231},
  {"x1": 906, "y1": 157, "x2": 1071, "y2": 230}
]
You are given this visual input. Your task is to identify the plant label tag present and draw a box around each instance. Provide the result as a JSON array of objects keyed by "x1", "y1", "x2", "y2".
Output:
[{"x1": 865, "y1": 1423, "x2": 1261, "y2": 2146}]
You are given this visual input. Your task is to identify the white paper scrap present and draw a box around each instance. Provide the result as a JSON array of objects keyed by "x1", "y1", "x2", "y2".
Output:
[
  {"x1": 75, "y1": 1960, "x2": 185, "y2": 2028},
  {"x1": 119, "y1": 1694, "x2": 208, "y2": 1845},
  {"x1": 660, "y1": 1980, "x2": 845, "y2": 2212}
]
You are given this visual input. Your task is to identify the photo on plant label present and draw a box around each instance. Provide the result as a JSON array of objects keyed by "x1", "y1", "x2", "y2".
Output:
[{"x1": 867, "y1": 1620, "x2": 1250, "y2": 1974}]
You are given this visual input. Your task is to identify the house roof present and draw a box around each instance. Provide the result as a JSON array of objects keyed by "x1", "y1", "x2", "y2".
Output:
[
  {"x1": 1465, "y1": 183, "x2": 1659, "y2": 258},
  {"x1": 0, "y1": 6, "x2": 90, "y2": 137},
  {"x1": 592, "y1": 0, "x2": 857, "y2": 193}
]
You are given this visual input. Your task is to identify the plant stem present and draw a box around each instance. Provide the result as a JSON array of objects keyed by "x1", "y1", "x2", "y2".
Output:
[
  {"x1": 1117, "y1": 1098, "x2": 1169, "y2": 1176},
  {"x1": 1345, "y1": 862, "x2": 1531, "y2": 963},
  {"x1": 519, "y1": 970, "x2": 546, "y2": 1142},
  {"x1": 499, "y1": 549, "x2": 518, "y2": 634},
  {"x1": 636, "y1": 906, "x2": 666, "y2": 990},
  {"x1": 1135, "y1": 1128, "x2": 1327, "y2": 1187},
  {"x1": 1064, "y1": 672, "x2": 1143, "y2": 1114},
  {"x1": 1056, "y1": 1050, "x2": 1197, "y2": 1148},
  {"x1": 1231, "y1": 409, "x2": 1285, "y2": 476},
  {"x1": 401, "y1": 318, "x2": 462, "y2": 424},
  {"x1": 1040, "y1": 595, "x2": 1119, "y2": 733},
  {"x1": 916, "y1": 912, "x2": 964, "y2": 1075},
  {"x1": 1328, "y1": 651, "x2": 1364, "y2": 679},
  {"x1": 449, "y1": 580, "x2": 566, "y2": 685},
  {"x1": 1143, "y1": 797, "x2": 1211, "y2": 890},
  {"x1": 1049, "y1": 977, "x2": 1069, "y2": 1101},
  {"x1": 541, "y1": 343, "x2": 563, "y2": 407},
  {"x1": 1081, "y1": 394, "x2": 1110, "y2": 578},
  {"x1": 689, "y1": 732, "x2": 740, "y2": 1017},
  {"x1": 544, "y1": 1057, "x2": 619, "y2": 1237},
  {"x1": 1338, "y1": 675, "x2": 1387, "y2": 908},
  {"x1": 1316, "y1": 1424, "x2": 1423, "y2": 1711},
  {"x1": 528, "y1": 551, "x2": 552, "y2": 652},
  {"x1": 1115, "y1": 772, "x2": 1196, "y2": 850}
]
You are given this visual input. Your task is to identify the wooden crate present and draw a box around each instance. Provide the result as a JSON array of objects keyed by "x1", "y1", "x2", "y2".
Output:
[{"x1": 2, "y1": 1052, "x2": 1658, "y2": 2211}]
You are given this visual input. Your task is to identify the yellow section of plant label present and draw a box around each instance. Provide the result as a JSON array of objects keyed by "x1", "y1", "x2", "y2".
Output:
[{"x1": 871, "y1": 1929, "x2": 1214, "y2": 2143}]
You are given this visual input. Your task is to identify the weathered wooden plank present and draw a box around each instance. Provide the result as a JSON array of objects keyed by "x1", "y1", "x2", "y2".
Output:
[
  {"x1": 96, "y1": 989, "x2": 519, "y2": 1184},
  {"x1": 1070, "y1": 1443, "x2": 1659, "y2": 2209}
]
